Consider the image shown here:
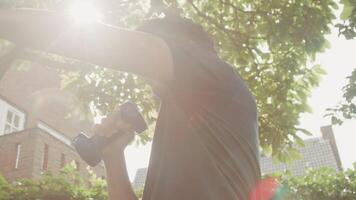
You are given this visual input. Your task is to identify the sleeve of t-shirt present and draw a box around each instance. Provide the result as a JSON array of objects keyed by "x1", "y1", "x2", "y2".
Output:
[{"x1": 163, "y1": 41, "x2": 234, "y2": 100}]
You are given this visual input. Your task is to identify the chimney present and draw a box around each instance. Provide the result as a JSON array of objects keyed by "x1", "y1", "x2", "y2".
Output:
[{"x1": 321, "y1": 125, "x2": 343, "y2": 171}]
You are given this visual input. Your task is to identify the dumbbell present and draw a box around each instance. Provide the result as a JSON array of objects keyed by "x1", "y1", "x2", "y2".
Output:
[{"x1": 72, "y1": 101, "x2": 147, "y2": 167}]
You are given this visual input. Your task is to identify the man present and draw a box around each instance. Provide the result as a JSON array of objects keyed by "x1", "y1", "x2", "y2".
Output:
[{"x1": 0, "y1": 9, "x2": 260, "y2": 200}]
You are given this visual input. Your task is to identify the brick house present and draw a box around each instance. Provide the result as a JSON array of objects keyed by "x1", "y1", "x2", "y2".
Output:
[{"x1": 0, "y1": 61, "x2": 105, "y2": 182}]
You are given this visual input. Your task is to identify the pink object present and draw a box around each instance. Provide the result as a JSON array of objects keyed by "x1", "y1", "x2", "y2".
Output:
[{"x1": 249, "y1": 178, "x2": 279, "y2": 200}]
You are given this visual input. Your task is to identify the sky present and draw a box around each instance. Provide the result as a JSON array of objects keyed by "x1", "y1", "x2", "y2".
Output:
[
  {"x1": 124, "y1": 27, "x2": 356, "y2": 181},
  {"x1": 298, "y1": 29, "x2": 356, "y2": 170}
]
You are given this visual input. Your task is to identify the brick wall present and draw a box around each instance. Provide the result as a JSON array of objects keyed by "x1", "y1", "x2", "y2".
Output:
[
  {"x1": 0, "y1": 129, "x2": 36, "y2": 181},
  {"x1": 0, "y1": 58, "x2": 107, "y2": 182},
  {"x1": 31, "y1": 128, "x2": 106, "y2": 179},
  {"x1": 0, "y1": 128, "x2": 105, "y2": 182}
]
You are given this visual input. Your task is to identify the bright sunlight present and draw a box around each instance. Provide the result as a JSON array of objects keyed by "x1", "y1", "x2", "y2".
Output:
[{"x1": 69, "y1": 1, "x2": 103, "y2": 24}]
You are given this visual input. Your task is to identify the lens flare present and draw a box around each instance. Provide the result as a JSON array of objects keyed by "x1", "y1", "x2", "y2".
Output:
[{"x1": 249, "y1": 178, "x2": 288, "y2": 200}]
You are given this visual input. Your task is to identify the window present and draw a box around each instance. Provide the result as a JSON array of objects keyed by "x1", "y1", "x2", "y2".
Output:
[
  {"x1": 15, "y1": 143, "x2": 21, "y2": 169},
  {"x1": 0, "y1": 99, "x2": 25, "y2": 135},
  {"x1": 4, "y1": 110, "x2": 21, "y2": 134},
  {"x1": 42, "y1": 144, "x2": 49, "y2": 170}
]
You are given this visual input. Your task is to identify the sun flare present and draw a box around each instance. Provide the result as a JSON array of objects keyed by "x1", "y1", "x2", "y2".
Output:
[{"x1": 69, "y1": 1, "x2": 103, "y2": 24}]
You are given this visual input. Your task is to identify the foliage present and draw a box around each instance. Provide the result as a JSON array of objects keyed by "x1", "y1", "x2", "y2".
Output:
[
  {"x1": 2, "y1": 165, "x2": 356, "y2": 199},
  {"x1": 275, "y1": 165, "x2": 356, "y2": 199},
  {"x1": 337, "y1": 0, "x2": 356, "y2": 39},
  {"x1": 0, "y1": 0, "x2": 338, "y2": 160},
  {"x1": 179, "y1": 0, "x2": 332, "y2": 162},
  {"x1": 326, "y1": 0, "x2": 356, "y2": 125},
  {"x1": 134, "y1": 187, "x2": 145, "y2": 199},
  {"x1": 0, "y1": 175, "x2": 11, "y2": 200},
  {"x1": 0, "y1": 163, "x2": 108, "y2": 200},
  {"x1": 326, "y1": 68, "x2": 356, "y2": 125}
]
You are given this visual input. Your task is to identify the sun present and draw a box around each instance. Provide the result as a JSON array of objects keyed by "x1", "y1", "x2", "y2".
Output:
[{"x1": 69, "y1": 1, "x2": 103, "y2": 24}]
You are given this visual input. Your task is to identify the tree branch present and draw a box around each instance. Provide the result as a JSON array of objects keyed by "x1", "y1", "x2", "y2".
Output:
[{"x1": 186, "y1": 0, "x2": 242, "y2": 48}]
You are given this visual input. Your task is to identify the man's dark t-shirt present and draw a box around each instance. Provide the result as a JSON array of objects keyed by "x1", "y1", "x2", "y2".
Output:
[{"x1": 141, "y1": 32, "x2": 261, "y2": 200}]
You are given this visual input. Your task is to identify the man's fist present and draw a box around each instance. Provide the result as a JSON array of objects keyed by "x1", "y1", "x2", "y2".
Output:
[
  {"x1": 91, "y1": 108, "x2": 135, "y2": 160},
  {"x1": 92, "y1": 108, "x2": 133, "y2": 138}
]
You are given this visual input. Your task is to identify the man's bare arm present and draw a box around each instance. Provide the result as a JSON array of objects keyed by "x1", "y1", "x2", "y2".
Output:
[
  {"x1": 0, "y1": 9, "x2": 173, "y2": 83},
  {"x1": 94, "y1": 115, "x2": 139, "y2": 200},
  {"x1": 103, "y1": 149, "x2": 138, "y2": 200}
]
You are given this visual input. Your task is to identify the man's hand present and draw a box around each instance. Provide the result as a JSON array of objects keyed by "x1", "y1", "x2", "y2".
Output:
[{"x1": 92, "y1": 109, "x2": 134, "y2": 159}]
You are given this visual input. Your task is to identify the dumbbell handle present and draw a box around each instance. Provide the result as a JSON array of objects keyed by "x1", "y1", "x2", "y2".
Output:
[
  {"x1": 72, "y1": 129, "x2": 132, "y2": 167},
  {"x1": 91, "y1": 128, "x2": 128, "y2": 150}
]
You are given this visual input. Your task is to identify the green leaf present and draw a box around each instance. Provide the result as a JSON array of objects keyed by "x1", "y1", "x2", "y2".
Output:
[{"x1": 340, "y1": 0, "x2": 354, "y2": 20}]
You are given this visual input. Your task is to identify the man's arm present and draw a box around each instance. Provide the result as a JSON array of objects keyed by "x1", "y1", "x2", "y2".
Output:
[
  {"x1": 0, "y1": 9, "x2": 173, "y2": 83},
  {"x1": 103, "y1": 142, "x2": 138, "y2": 200},
  {"x1": 93, "y1": 112, "x2": 139, "y2": 200}
]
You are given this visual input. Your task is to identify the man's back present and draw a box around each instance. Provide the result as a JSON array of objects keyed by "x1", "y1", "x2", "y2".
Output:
[{"x1": 142, "y1": 37, "x2": 261, "y2": 200}]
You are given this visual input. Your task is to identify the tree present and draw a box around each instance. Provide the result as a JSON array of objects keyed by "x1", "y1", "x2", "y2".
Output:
[
  {"x1": 0, "y1": 175, "x2": 11, "y2": 200},
  {"x1": 0, "y1": 163, "x2": 109, "y2": 200},
  {"x1": 326, "y1": 0, "x2": 356, "y2": 125},
  {"x1": 326, "y1": 69, "x2": 356, "y2": 125},
  {"x1": 0, "y1": 163, "x2": 148, "y2": 200},
  {"x1": 3, "y1": 164, "x2": 356, "y2": 200},
  {"x1": 0, "y1": 0, "x2": 338, "y2": 161},
  {"x1": 278, "y1": 165, "x2": 356, "y2": 199},
  {"x1": 337, "y1": 0, "x2": 356, "y2": 39}
]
